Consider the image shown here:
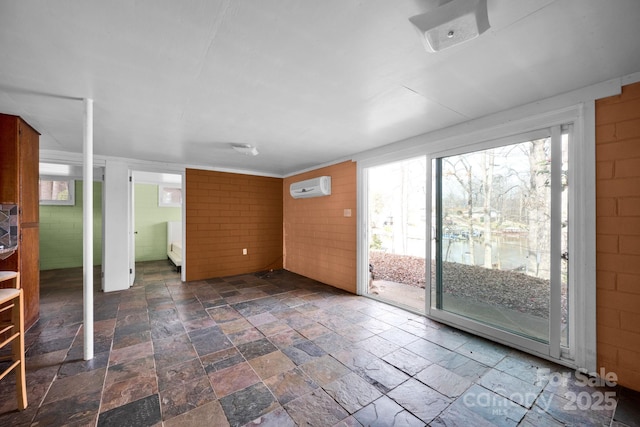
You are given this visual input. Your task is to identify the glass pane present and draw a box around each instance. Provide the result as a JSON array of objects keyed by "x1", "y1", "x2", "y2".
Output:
[
  {"x1": 367, "y1": 156, "x2": 427, "y2": 313},
  {"x1": 39, "y1": 180, "x2": 71, "y2": 201},
  {"x1": 160, "y1": 186, "x2": 182, "y2": 206},
  {"x1": 436, "y1": 138, "x2": 556, "y2": 343},
  {"x1": 561, "y1": 131, "x2": 569, "y2": 347}
]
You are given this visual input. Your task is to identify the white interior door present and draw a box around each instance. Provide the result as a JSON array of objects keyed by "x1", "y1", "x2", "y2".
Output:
[{"x1": 128, "y1": 171, "x2": 135, "y2": 286}]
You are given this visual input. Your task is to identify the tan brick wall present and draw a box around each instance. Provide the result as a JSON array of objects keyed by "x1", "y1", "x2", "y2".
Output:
[
  {"x1": 596, "y1": 81, "x2": 640, "y2": 391},
  {"x1": 283, "y1": 161, "x2": 357, "y2": 293},
  {"x1": 185, "y1": 169, "x2": 283, "y2": 281}
]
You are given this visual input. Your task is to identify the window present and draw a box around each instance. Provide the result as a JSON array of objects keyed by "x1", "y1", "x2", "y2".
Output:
[
  {"x1": 39, "y1": 179, "x2": 75, "y2": 206},
  {"x1": 158, "y1": 185, "x2": 182, "y2": 207}
]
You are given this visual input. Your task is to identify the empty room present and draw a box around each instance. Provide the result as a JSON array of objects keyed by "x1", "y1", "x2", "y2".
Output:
[{"x1": 1, "y1": 1, "x2": 640, "y2": 426}]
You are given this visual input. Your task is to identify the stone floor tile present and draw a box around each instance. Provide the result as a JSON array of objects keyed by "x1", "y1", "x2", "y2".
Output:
[
  {"x1": 219, "y1": 318, "x2": 254, "y2": 334},
  {"x1": 209, "y1": 361, "x2": 261, "y2": 398},
  {"x1": 201, "y1": 347, "x2": 246, "y2": 374},
  {"x1": 189, "y1": 326, "x2": 234, "y2": 357},
  {"x1": 455, "y1": 336, "x2": 509, "y2": 367},
  {"x1": 269, "y1": 326, "x2": 306, "y2": 349},
  {"x1": 105, "y1": 355, "x2": 156, "y2": 387},
  {"x1": 156, "y1": 357, "x2": 207, "y2": 391},
  {"x1": 264, "y1": 367, "x2": 319, "y2": 405},
  {"x1": 183, "y1": 316, "x2": 218, "y2": 332},
  {"x1": 387, "y1": 378, "x2": 451, "y2": 424},
  {"x1": 282, "y1": 340, "x2": 327, "y2": 365},
  {"x1": 31, "y1": 390, "x2": 101, "y2": 427},
  {"x1": 159, "y1": 376, "x2": 216, "y2": 421},
  {"x1": 494, "y1": 354, "x2": 556, "y2": 387},
  {"x1": 356, "y1": 335, "x2": 400, "y2": 358},
  {"x1": 382, "y1": 347, "x2": 431, "y2": 376},
  {"x1": 434, "y1": 351, "x2": 490, "y2": 382},
  {"x1": 518, "y1": 406, "x2": 566, "y2": 427},
  {"x1": 430, "y1": 397, "x2": 497, "y2": 427},
  {"x1": 478, "y1": 368, "x2": 543, "y2": 408},
  {"x1": 331, "y1": 348, "x2": 379, "y2": 372},
  {"x1": 43, "y1": 367, "x2": 106, "y2": 404},
  {"x1": 100, "y1": 375, "x2": 158, "y2": 413},
  {"x1": 420, "y1": 325, "x2": 470, "y2": 350},
  {"x1": 108, "y1": 340, "x2": 154, "y2": 366},
  {"x1": 284, "y1": 388, "x2": 350, "y2": 426},
  {"x1": 323, "y1": 372, "x2": 382, "y2": 414},
  {"x1": 112, "y1": 329, "x2": 152, "y2": 350},
  {"x1": 352, "y1": 395, "x2": 424, "y2": 427},
  {"x1": 256, "y1": 321, "x2": 294, "y2": 338},
  {"x1": 219, "y1": 382, "x2": 279, "y2": 427},
  {"x1": 208, "y1": 305, "x2": 244, "y2": 323},
  {"x1": 97, "y1": 394, "x2": 161, "y2": 427},
  {"x1": 334, "y1": 324, "x2": 375, "y2": 343},
  {"x1": 378, "y1": 328, "x2": 419, "y2": 347},
  {"x1": 358, "y1": 318, "x2": 394, "y2": 335},
  {"x1": 228, "y1": 326, "x2": 265, "y2": 345},
  {"x1": 154, "y1": 339, "x2": 199, "y2": 370},
  {"x1": 296, "y1": 322, "x2": 332, "y2": 340},
  {"x1": 614, "y1": 386, "x2": 640, "y2": 427},
  {"x1": 24, "y1": 348, "x2": 68, "y2": 373},
  {"x1": 312, "y1": 331, "x2": 352, "y2": 354},
  {"x1": 249, "y1": 350, "x2": 296, "y2": 380},
  {"x1": 237, "y1": 338, "x2": 278, "y2": 360},
  {"x1": 243, "y1": 406, "x2": 295, "y2": 427},
  {"x1": 452, "y1": 384, "x2": 528, "y2": 427},
  {"x1": 403, "y1": 337, "x2": 454, "y2": 363},
  {"x1": 332, "y1": 415, "x2": 364, "y2": 427},
  {"x1": 533, "y1": 390, "x2": 614, "y2": 426},
  {"x1": 415, "y1": 363, "x2": 471, "y2": 399},
  {"x1": 301, "y1": 355, "x2": 351, "y2": 386},
  {"x1": 360, "y1": 359, "x2": 409, "y2": 394}
]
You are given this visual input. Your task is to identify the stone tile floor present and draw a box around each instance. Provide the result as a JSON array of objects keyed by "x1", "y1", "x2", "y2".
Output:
[{"x1": 0, "y1": 260, "x2": 638, "y2": 426}]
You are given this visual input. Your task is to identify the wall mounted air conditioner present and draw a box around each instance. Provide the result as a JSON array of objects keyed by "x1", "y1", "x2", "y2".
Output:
[{"x1": 290, "y1": 176, "x2": 331, "y2": 199}]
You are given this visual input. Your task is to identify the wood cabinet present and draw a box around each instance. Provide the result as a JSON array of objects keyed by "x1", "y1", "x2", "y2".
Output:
[{"x1": 0, "y1": 114, "x2": 40, "y2": 329}]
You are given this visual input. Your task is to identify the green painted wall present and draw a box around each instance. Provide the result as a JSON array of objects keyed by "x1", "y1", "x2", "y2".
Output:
[
  {"x1": 39, "y1": 182, "x2": 181, "y2": 270},
  {"x1": 134, "y1": 183, "x2": 181, "y2": 262},
  {"x1": 39, "y1": 181, "x2": 102, "y2": 270}
]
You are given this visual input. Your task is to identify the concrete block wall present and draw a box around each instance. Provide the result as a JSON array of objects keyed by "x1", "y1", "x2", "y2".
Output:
[
  {"x1": 39, "y1": 180, "x2": 102, "y2": 270},
  {"x1": 185, "y1": 168, "x2": 283, "y2": 281},
  {"x1": 283, "y1": 161, "x2": 357, "y2": 293},
  {"x1": 596, "y1": 81, "x2": 640, "y2": 390},
  {"x1": 134, "y1": 183, "x2": 181, "y2": 262}
]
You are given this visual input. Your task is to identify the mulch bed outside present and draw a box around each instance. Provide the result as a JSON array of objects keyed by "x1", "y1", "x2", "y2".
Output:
[{"x1": 369, "y1": 251, "x2": 553, "y2": 319}]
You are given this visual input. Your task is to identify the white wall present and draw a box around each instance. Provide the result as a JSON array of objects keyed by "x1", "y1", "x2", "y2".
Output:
[{"x1": 103, "y1": 159, "x2": 131, "y2": 292}]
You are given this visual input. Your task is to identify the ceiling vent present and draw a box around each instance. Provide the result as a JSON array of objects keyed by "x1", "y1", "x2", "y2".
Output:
[
  {"x1": 231, "y1": 143, "x2": 259, "y2": 156},
  {"x1": 409, "y1": 0, "x2": 490, "y2": 52}
]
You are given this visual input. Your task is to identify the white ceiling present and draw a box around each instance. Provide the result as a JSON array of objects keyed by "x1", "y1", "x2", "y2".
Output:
[{"x1": 1, "y1": 0, "x2": 639, "y2": 176}]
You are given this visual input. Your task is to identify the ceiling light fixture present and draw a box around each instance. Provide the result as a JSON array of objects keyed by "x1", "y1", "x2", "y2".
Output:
[
  {"x1": 231, "y1": 143, "x2": 259, "y2": 156},
  {"x1": 409, "y1": 0, "x2": 490, "y2": 53}
]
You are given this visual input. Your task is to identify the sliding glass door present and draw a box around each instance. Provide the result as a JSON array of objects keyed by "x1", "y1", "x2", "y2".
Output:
[
  {"x1": 364, "y1": 156, "x2": 427, "y2": 313},
  {"x1": 359, "y1": 105, "x2": 595, "y2": 368},
  {"x1": 431, "y1": 126, "x2": 569, "y2": 356}
]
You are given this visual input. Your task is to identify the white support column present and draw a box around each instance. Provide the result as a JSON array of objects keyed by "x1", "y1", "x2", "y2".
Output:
[{"x1": 83, "y1": 98, "x2": 94, "y2": 361}]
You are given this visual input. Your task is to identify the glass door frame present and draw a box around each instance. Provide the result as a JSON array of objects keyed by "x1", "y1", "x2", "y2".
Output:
[
  {"x1": 357, "y1": 103, "x2": 596, "y2": 370},
  {"x1": 429, "y1": 126, "x2": 564, "y2": 360},
  {"x1": 359, "y1": 154, "x2": 429, "y2": 315}
]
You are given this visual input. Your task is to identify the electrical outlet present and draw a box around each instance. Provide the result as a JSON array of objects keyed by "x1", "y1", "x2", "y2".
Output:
[
  {"x1": 242, "y1": 248, "x2": 247, "y2": 255},
  {"x1": 344, "y1": 209, "x2": 352, "y2": 217}
]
